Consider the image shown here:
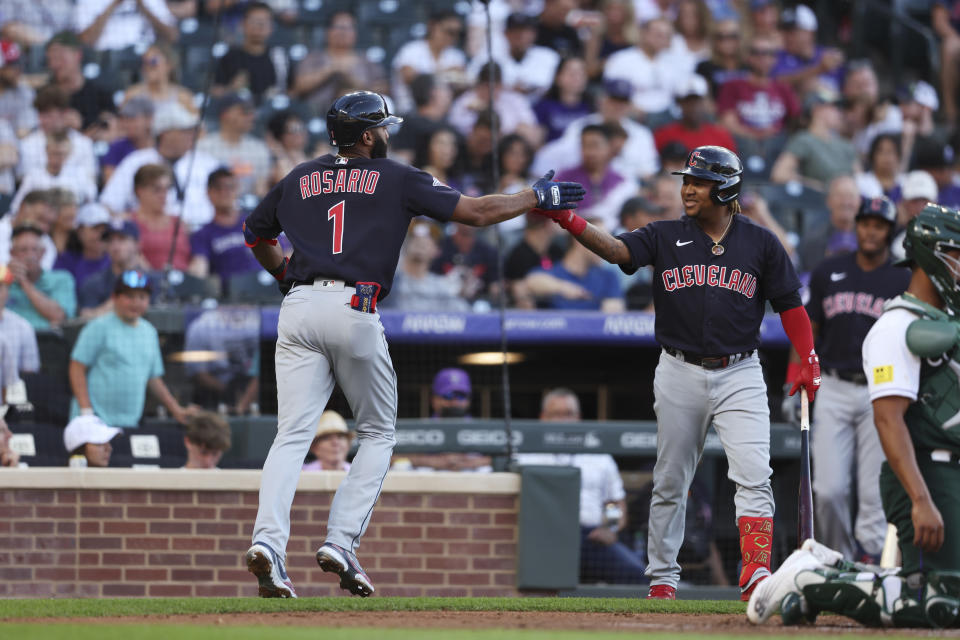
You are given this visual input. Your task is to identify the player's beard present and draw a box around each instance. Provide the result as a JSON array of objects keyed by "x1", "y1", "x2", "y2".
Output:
[{"x1": 371, "y1": 136, "x2": 388, "y2": 159}]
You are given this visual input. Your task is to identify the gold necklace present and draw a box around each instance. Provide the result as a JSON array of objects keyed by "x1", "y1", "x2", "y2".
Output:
[{"x1": 711, "y1": 215, "x2": 735, "y2": 256}]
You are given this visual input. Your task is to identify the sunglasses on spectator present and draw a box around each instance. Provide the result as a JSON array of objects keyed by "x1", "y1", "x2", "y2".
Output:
[
  {"x1": 120, "y1": 270, "x2": 149, "y2": 289},
  {"x1": 438, "y1": 391, "x2": 469, "y2": 401}
]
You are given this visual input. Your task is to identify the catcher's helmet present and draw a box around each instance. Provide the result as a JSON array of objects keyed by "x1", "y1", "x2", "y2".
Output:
[
  {"x1": 856, "y1": 195, "x2": 897, "y2": 243},
  {"x1": 672, "y1": 145, "x2": 743, "y2": 205},
  {"x1": 326, "y1": 91, "x2": 403, "y2": 148},
  {"x1": 902, "y1": 203, "x2": 960, "y2": 312}
]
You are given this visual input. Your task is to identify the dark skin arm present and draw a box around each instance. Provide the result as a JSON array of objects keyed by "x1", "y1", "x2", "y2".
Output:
[
  {"x1": 872, "y1": 395, "x2": 944, "y2": 552},
  {"x1": 450, "y1": 190, "x2": 539, "y2": 227},
  {"x1": 569, "y1": 221, "x2": 633, "y2": 265},
  {"x1": 250, "y1": 241, "x2": 285, "y2": 272}
]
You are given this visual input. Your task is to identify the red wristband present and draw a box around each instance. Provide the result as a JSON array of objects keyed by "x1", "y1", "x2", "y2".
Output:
[{"x1": 558, "y1": 210, "x2": 587, "y2": 236}]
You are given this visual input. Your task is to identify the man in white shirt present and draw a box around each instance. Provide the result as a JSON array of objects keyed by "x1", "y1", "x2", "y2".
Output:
[
  {"x1": 532, "y1": 79, "x2": 659, "y2": 182},
  {"x1": 515, "y1": 388, "x2": 647, "y2": 584},
  {"x1": 17, "y1": 85, "x2": 96, "y2": 184},
  {"x1": 196, "y1": 93, "x2": 270, "y2": 198},
  {"x1": 603, "y1": 17, "x2": 693, "y2": 123},
  {"x1": 466, "y1": 13, "x2": 560, "y2": 102},
  {"x1": 76, "y1": 0, "x2": 177, "y2": 52},
  {"x1": 11, "y1": 131, "x2": 97, "y2": 212},
  {"x1": 100, "y1": 102, "x2": 221, "y2": 228},
  {"x1": 391, "y1": 9, "x2": 467, "y2": 113}
]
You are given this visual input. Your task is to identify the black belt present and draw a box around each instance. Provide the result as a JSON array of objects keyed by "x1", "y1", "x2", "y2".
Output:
[
  {"x1": 824, "y1": 368, "x2": 867, "y2": 385},
  {"x1": 664, "y1": 347, "x2": 754, "y2": 370}
]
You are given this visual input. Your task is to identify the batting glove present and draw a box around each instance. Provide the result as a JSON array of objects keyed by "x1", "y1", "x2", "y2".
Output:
[
  {"x1": 531, "y1": 208, "x2": 588, "y2": 236},
  {"x1": 531, "y1": 170, "x2": 586, "y2": 211},
  {"x1": 789, "y1": 350, "x2": 821, "y2": 402}
]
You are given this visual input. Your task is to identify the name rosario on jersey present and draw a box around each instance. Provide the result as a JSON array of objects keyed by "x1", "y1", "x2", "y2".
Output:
[
  {"x1": 822, "y1": 291, "x2": 886, "y2": 320},
  {"x1": 662, "y1": 264, "x2": 758, "y2": 297},
  {"x1": 299, "y1": 168, "x2": 380, "y2": 199}
]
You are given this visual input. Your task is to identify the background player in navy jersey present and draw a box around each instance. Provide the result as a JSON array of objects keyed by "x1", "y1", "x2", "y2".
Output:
[
  {"x1": 787, "y1": 196, "x2": 910, "y2": 562},
  {"x1": 241, "y1": 91, "x2": 584, "y2": 598},
  {"x1": 538, "y1": 145, "x2": 820, "y2": 601}
]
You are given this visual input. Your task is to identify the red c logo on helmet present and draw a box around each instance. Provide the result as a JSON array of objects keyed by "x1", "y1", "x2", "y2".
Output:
[{"x1": 689, "y1": 150, "x2": 703, "y2": 167}]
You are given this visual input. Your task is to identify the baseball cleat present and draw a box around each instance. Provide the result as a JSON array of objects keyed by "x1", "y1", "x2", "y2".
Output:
[
  {"x1": 801, "y1": 538, "x2": 844, "y2": 568},
  {"x1": 740, "y1": 570, "x2": 769, "y2": 601},
  {"x1": 646, "y1": 584, "x2": 676, "y2": 599},
  {"x1": 316, "y1": 542, "x2": 375, "y2": 597},
  {"x1": 747, "y1": 549, "x2": 822, "y2": 624},
  {"x1": 246, "y1": 542, "x2": 297, "y2": 598}
]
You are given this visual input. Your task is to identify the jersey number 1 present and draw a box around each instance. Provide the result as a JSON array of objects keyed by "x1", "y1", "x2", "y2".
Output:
[{"x1": 328, "y1": 200, "x2": 345, "y2": 254}]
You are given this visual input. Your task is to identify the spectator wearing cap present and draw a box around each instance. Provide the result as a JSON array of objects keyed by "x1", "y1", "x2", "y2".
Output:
[
  {"x1": 132, "y1": 163, "x2": 191, "y2": 271},
  {"x1": 899, "y1": 81, "x2": 939, "y2": 172},
  {"x1": 448, "y1": 62, "x2": 542, "y2": 147},
  {"x1": 468, "y1": 12, "x2": 561, "y2": 101},
  {"x1": 77, "y1": 0, "x2": 177, "y2": 52},
  {"x1": 122, "y1": 43, "x2": 198, "y2": 118},
  {"x1": 603, "y1": 17, "x2": 693, "y2": 126},
  {"x1": 69, "y1": 269, "x2": 191, "y2": 429},
  {"x1": 197, "y1": 93, "x2": 271, "y2": 198},
  {"x1": 391, "y1": 74, "x2": 454, "y2": 164},
  {"x1": 63, "y1": 415, "x2": 121, "y2": 467},
  {"x1": 533, "y1": 56, "x2": 592, "y2": 143},
  {"x1": 45, "y1": 30, "x2": 116, "y2": 134},
  {"x1": 716, "y1": 34, "x2": 800, "y2": 167},
  {"x1": 555, "y1": 124, "x2": 639, "y2": 230},
  {"x1": 99, "y1": 101, "x2": 220, "y2": 227},
  {"x1": 0, "y1": 263, "x2": 40, "y2": 400},
  {"x1": 188, "y1": 168, "x2": 261, "y2": 289},
  {"x1": 653, "y1": 74, "x2": 737, "y2": 155},
  {"x1": 79, "y1": 220, "x2": 153, "y2": 319},
  {"x1": 771, "y1": 5, "x2": 845, "y2": 96},
  {"x1": 0, "y1": 39, "x2": 37, "y2": 137},
  {"x1": 0, "y1": 1, "x2": 76, "y2": 48},
  {"x1": 694, "y1": 17, "x2": 748, "y2": 100},
  {"x1": 302, "y1": 411, "x2": 352, "y2": 472},
  {"x1": 101, "y1": 97, "x2": 155, "y2": 184},
  {"x1": 891, "y1": 169, "x2": 940, "y2": 262},
  {"x1": 933, "y1": 0, "x2": 960, "y2": 124},
  {"x1": 536, "y1": 0, "x2": 584, "y2": 57},
  {"x1": 6, "y1": 225, "x2": 75, "y2": 329},
  {"x1": 18, "y1": 85, "x2": 96, "y2": 185},
  {"x1": 911, "y1": 136, "x2": 960, "y2": 208},
  {"x1": 381, "y1": 227, "x2": 469, "y2": 313},
  {"x1": 183, "y1": 411, "x2": 232, "y2": 469},
  {"x1": 856, "y1": 133, "x2": 905, "y2": 202},
  {"x1": 771, "y1": 89, "x2": 859, "y2": 191},
  {"x1": 52, "y1": 203, "x2": 111, "y2": 291},
  {"x1": 504, "y1": 211, "x2": 564, "y2": 309},
  {"x1": 11, "y1": 131, "x2": 97, "y2": 214},
  {"x1": 391, "y1": 10, "x2": 468, "y2": 114},
  {"x1": 532, "y1": 78, "x2": 659, "y2": 182},
  {"x1": 290, "y1": 9, "x2": 388, "y2": 116},
  {"x1": 212, "y1": 2, "x2": 285, "y2": 103}
]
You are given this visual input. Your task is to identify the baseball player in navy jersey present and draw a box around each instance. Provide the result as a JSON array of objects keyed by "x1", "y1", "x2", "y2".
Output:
[
  {"x1": 240, "y1": 91, "x2": 584, "y2": 598},
  {"x1": 792, "y1": 196, "x2": 910, "y2": 561},
  {"x1": 539, "y1": 145, "x2": 821, "y2": 601}
]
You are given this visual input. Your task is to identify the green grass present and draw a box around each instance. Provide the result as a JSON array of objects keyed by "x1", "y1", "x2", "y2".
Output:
[{"x1": 0, "y1": 597, "x2": 745, "y2": 620}]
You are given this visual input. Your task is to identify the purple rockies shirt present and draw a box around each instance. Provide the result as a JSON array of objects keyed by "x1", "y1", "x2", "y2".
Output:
[
  {"x1": 52, "y1": 251, "x2": 110, "y2": 290},
  {"x1": 189, "y1": 218, "x2": 261, "y2": 282}
]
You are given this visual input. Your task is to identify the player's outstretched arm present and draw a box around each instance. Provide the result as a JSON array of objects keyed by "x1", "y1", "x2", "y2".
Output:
[
  {"x1": 451, "y1": 170, "x2": 586, "y2": 227},
  {"x1": 536, "y1": 208, "x2": 632, "y2": 265}
]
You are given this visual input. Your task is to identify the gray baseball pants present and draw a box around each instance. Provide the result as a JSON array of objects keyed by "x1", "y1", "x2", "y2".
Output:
[
  {"x1": 252, "y1": 282, "x2": 398, "y2": 561},
  {"x1": 811, "y1": 373, "x2": 886, "y2": 558},
  {"x1": 647, "y1": 349, "x2": 774, "y2": 588}
]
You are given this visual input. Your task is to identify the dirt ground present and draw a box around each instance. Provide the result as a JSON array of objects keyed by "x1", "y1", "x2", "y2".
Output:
[{"x1": 12, "y1": 612, "x2": 960, "y2": 635}]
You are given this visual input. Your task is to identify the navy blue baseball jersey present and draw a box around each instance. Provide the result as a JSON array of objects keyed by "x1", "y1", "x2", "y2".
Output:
[
  {"x1": 617, "y1": 215, "x2": 801, "y2": 354},
  {"x1": 805, "y1": 252, "x2": 910, "y2": 372},
  {"x1": 244, "y1": 154, "x2": 462, "y2": 298}
]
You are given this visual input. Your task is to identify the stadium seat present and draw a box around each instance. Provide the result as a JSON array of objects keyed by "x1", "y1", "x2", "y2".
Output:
[
  {"x1": 227, "y1": 271, "x2": 285, "y2": 305},
  {"x1": 7, "y1": 422, "x2": 69, "y2": 468},
  {"x1": 756, "y1": 182, "x2": 829, "y2": 237},
  {"x1": 156, "y1": 270, "x2": 219, "y2": 305},
  {"x1": 110, "y1": 422, "x2": 187, "y2": 468}
]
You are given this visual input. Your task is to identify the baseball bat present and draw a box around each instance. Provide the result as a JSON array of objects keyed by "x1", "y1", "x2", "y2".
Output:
[{"x1": 797, "y1": 393, "x2": 814, "y2": 546}]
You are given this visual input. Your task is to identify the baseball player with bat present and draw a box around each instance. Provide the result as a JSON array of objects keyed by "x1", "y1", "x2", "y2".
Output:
[
  {"x1": 539, "y1": 145, "x2": 820, "y2": 600},
  {"x1": 748, "y1": 204, "x2": 960, "y2": 628},
  {"x1": 242, "y1": 91, "x2": 585, "y2": 598},
  {"x1": 788, "y1": 196, "x2": 910, "y2": 561}
]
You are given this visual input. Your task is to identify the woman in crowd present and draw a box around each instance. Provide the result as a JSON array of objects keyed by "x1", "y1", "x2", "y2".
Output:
[
  {"x1": 585, "y1": 0, "x2": 639, "y2": 77},
  {"x1": 53, "y1": 203, "x2": 110, "y2": 291},
  {"x1": 122, "y1": 43, "x2": 198, "y2": 115},
  {"x1": 855, "y1": 133, "x2": 904, "y2": 202},
  {"x1": 414, "y1": 126, "x2": 463, "y2": 193},
  {"x1": 672, "y1": 0, "x2": 712, "y2": 66},
  {"x1": 695, "y1": 18, "x2": 747, "y2": 99},
  {"x1": 302, "y1": 411, "x2": 353, "y2": 472},
  {"x1": 131, "y1": 164, "x2": 191, "y2": 271},
  {"x1": 265, "y1": 110, "x2": 309, "y2": 188},
  {"x1": 533, "y1": 56, "x2": 592, "y2": 143}
]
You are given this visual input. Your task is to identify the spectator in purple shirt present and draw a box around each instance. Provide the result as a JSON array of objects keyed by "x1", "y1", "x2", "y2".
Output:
[
  {"x1": 770, "y1": 5, "x2": 844, "y2": 96},
  {"x1": 533, "y1": 56, "x2": 592, "y2": 143},
  {"x1": 188, "y1": 168, "x2": 260, "y2": 292},
  {"x1": 100, "y1": 96, "x2": 154, "y2": 185},
  {"x1": 52, "y1": 202, "x2": 110, "y2": 292}
]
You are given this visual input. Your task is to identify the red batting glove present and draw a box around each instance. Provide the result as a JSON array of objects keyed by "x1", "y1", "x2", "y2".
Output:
[
  {"x1": 789, "y1": 350, "x2": 821, "y2": 402},
  {"x1": 532, "y1": 208, "x2": 587, "y2": 236}
]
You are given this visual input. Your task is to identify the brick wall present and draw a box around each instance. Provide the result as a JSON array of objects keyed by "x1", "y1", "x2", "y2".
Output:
[{"x1": 0, "y1": 469, "x2": 520, "y2": 598}]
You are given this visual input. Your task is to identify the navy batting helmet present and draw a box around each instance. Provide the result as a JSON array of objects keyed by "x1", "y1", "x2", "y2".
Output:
[
  {"x1": 856, "y1": 195, "x2": 897, "y2": 243},
  {"x1": 326, "y1": 91, "x2": 403, "y2": 148},
  {"x1": 672, "y1": 145, "x2": 743, "y2": 205}
]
